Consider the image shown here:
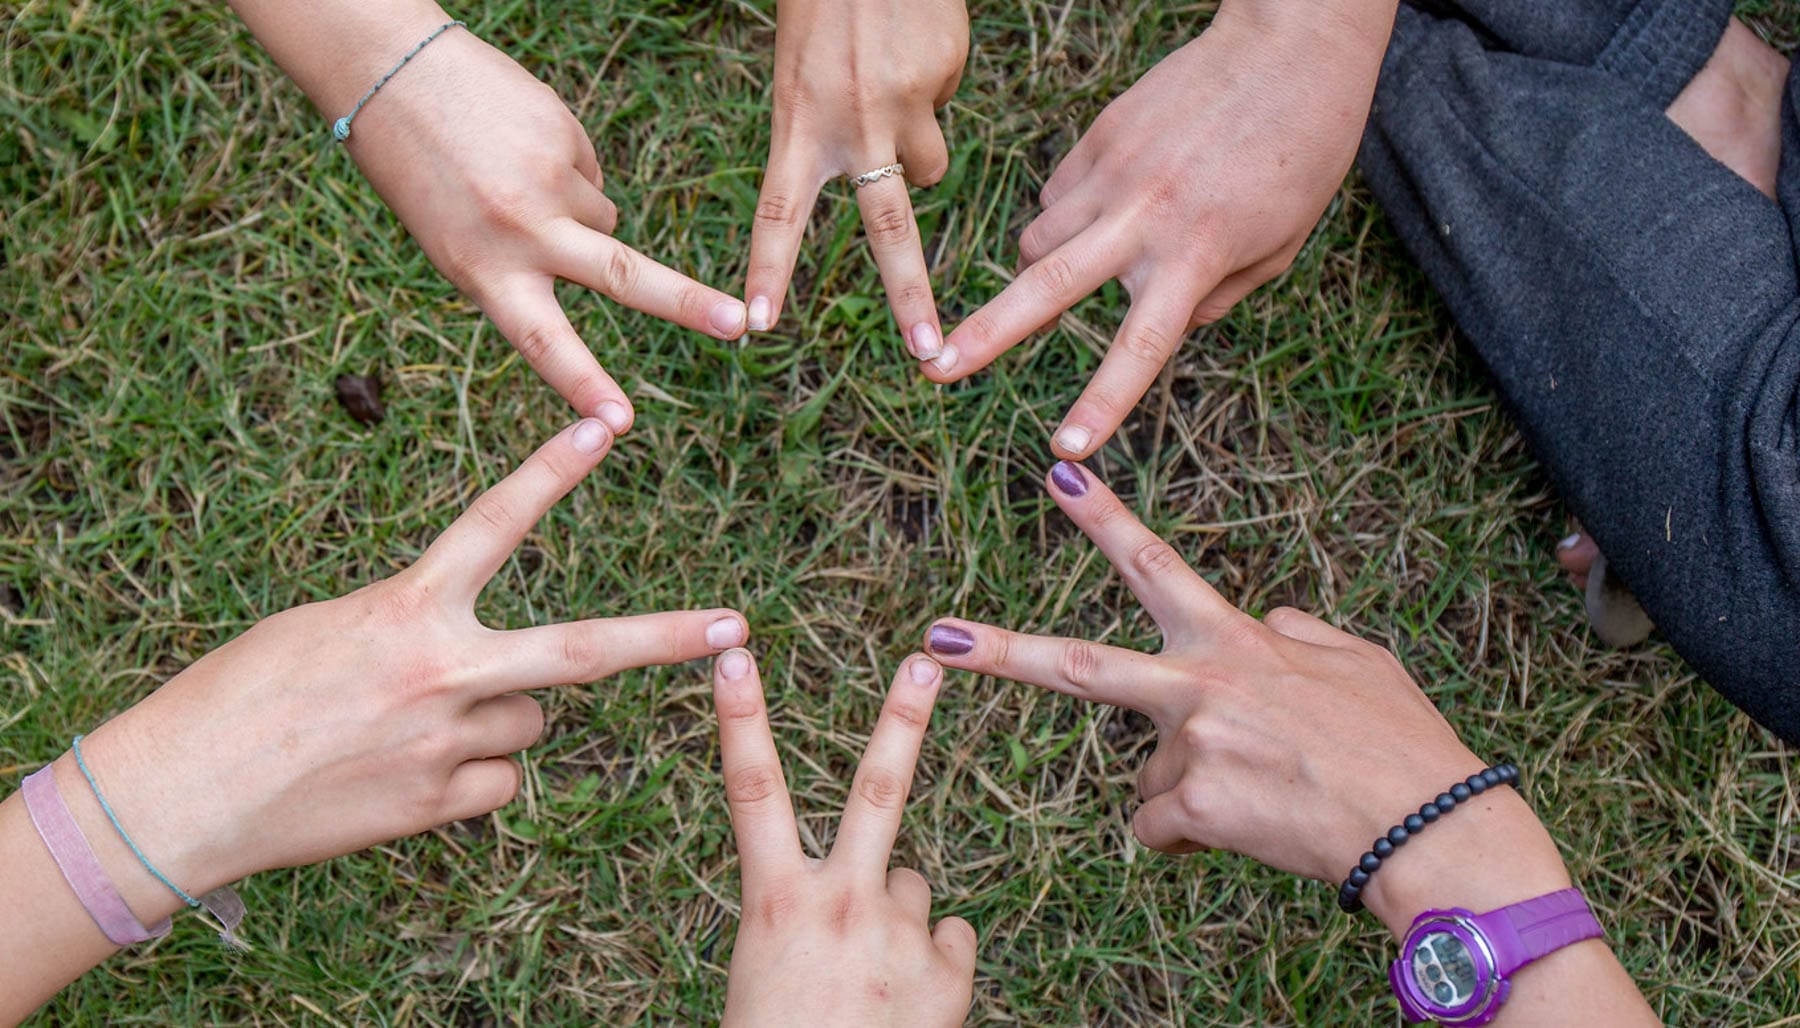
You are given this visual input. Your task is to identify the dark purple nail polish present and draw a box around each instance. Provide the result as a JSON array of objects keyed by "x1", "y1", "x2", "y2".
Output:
[
  {"x1": 928, "y1": 624, "x2": 975, "y2": 656},
  {"x1": 1050, "y1": 460, "x2": 1088, "y2": 497}
]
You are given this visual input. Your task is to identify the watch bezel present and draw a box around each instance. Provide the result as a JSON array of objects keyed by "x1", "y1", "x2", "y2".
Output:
[{"x1": 1393, "y1": 911, "x2": 1504, "y2": 1025}]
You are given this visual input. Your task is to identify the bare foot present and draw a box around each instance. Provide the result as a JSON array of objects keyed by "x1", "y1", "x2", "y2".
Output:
[{"x1": 1665, "y1": 20, "x2": 1789, "y2": 199}]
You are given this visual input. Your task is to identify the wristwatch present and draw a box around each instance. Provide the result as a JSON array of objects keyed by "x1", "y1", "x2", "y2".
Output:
[{"x1": 1390, "y1": 888, "x2": 1603, "y2": 1026}]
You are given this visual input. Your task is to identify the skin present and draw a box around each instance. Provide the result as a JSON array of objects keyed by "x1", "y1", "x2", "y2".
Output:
[
  {"x1": 714, "y1": 650, "x2": 976, "y2": 1026},
  {"x1": 0, "y1": 421, "x2": 749, "y2": 1025},
  {"x1": 745, "y1": 0, "x2": 969, "y2": 358},
  {"x1": 922, "y1": 0, "x2": 1400, "y2": 460},
  {"x1": 927, "y1": 461, "x2": 1659, "y2": 1027},
  {"x1": 225, "y1": 1, "x2": 748, "y2": 431}
]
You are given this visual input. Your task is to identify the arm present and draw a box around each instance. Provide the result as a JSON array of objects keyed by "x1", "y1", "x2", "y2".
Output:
[
  {"x1": 925, "y1": 460, "x2": 1654, "y2": 1026},
  {"x1": 223, "y1": 1, "x2": 748, "y2": 426},
  {"x1": 925, "y1": 0, "x2": 1398, "y2": 459},
  {"x1": 0, "y1": 421, "x2": 749, "y2": 1024},
  {"x1": 712, "y1": 649, "x2": 976, "y2": 1026},
  {"x1": 743, "y1": 0, "x2": 969, "y2": 357}
]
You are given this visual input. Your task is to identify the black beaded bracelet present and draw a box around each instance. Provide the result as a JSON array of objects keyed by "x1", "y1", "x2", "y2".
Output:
[{"x1": 1336, "y1": 762, "x2": 1520, "y2": 914}]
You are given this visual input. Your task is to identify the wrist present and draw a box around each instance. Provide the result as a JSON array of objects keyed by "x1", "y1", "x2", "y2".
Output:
[
  {"x1": 1214, "y1": 0, "x2": 1398, "y2": 65},
  {"x1": 1358, "y1": 788, "x2": 1572, "y2": 939}
]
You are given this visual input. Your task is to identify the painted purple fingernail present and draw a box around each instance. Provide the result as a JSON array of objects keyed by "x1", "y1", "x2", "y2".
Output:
[
  {"x1": 1050, "y1": 460, "x2": 1088, "y2": 497},
  {"x1": 927, "y1": 624, "x2": 974, "y2": 656}
]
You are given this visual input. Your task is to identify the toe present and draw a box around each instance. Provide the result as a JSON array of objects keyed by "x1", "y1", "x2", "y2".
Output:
[{"x1": 1556, "y1": 530, "x2": 1599, "y2": 590}]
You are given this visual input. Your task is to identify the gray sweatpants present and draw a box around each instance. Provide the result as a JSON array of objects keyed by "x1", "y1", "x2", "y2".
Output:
[{"x1": 1358, "y1": 0, "x2": 1800, "y2": 743}]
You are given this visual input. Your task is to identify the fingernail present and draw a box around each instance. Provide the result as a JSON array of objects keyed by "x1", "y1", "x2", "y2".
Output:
[
  {"x1": 927, "y1": 624, "x2": 974, "y2": 656},
  {"x1": 718, "y1": 649, "x2": 751, "y2": 680},
  {"x1": 706, "y1": 617, "x2": 746, "y2": 649},
  {"x1": 1054, "y1": 424, "x2": 1092, "y2": 455},
  {"x1": 571, "y1": 418, "x2": 610, "y2": 454},
  {"x1": 711, "y1": 299, "x2": 748, "y2": 338},
  {"x1": 930, "y1": 344, "x2": 959, "y2": 375},
  {"x1": 747, "y1": 296, "x2": 773, "y2": 332},
  {"x1": 909, "y1": 656, "x2": 940, "y2": 685},
  {"x1": 1050, "y1": 460, "x2": 1088, "y2": 497},
  {"x1": 909, "y1": 322, "x2": 943, "y2": 360},
  {"x1": 597, "y1": 401, "x2": 631, "y2": 435},
  {"x1": 1557, "y1": 533, "x2": 1582, "y2": 551}
]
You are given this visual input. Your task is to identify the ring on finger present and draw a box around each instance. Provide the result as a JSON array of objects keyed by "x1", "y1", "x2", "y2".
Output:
[{"x1": 850, "y1": 162, "x2": 905, "y2": 188}]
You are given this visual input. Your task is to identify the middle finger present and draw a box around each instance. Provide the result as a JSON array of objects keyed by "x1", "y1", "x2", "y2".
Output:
[{"x1": 854, "y1": 164, "x2": 944, "y2": 362}]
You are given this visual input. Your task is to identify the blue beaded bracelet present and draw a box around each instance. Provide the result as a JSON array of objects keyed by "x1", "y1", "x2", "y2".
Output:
[
  {"x1": 331, "y1": 20, "x2": 466, "y2": 143},
  {"x1": 1337, "y1": 762, "x2": 1520, "y2": 913}
]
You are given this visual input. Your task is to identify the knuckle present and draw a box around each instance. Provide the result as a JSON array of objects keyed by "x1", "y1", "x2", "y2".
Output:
[
  {"x1": 512, "y1": 321, "x2": 571, "y2": 368},
  {"x1": 557, "y1": 629, "x2": 603, "y2": 678},
  {"x1": 366, "y1": 579, "x2": 437, "y2": 628},
  {"x1": 853, "y1": 767, "x2": 909, "y2": 811},
  {"x1": 466, "y1": 491, "x2": 520, "y2": 539},
  {"x1": 1057, "y1": 639, "x2": 1105, "y2": 689},
  {"x1": 473, "y1": 178, "x2": 534, "y2": 228},
  {"x1": 866, "y1": 204, "x2": 915, "y2": 246},
  {"x1": 1263, "y1": 606, "x2": 1304, "y2": 631},
  {"x1": 599, "y1": 245, "x2": 638, "y2": 298},
  {"x1": 1130, "y1": 539, "x2": 1182, "y2": 580},
  {"x1": 1033, "y1": 254, "x2": 1079, "y2": 300},
  {"x1": 725, "y1": 765, "x2": 784, "y2": 807},
  {"x1": 890, "y1": 281, "x2": 933, "y2": 312},
  {"x1": 755, "y1": 192, "x2": 804, "y2": 229},
  {"x1": 753, "y1": 884, "x2": 803, "y2": 929},
  {"x1": 1118, "y1": 323, "x2": 1176, "y2": 366},
  {"x1": 1175, "y1": 783, "x2": 1211, "y2": 825}
]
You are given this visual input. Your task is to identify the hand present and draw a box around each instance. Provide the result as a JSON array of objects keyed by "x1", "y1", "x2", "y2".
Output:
[
  {"x1": 342, "y1": 23, "x2": 748, "y2": 427},
  {"x1": 925, "y1": 5, "x2": 1393, "y2": 458},
  {"x1": 745, "y1": 0, "x2": 969, "y2": 359},
  {"x1": 71, "y1": 419, "x2": 750, "y2": 899},
  {"x1": 922, "y1": 460, "x2": 1562, "y2": 911},
  {"x1": 713, "y1": 649, "x2": 976, "y2": 1027}
]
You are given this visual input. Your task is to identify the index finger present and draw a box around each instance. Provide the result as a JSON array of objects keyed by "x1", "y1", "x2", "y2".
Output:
[
  {"x1": 856, "y1": 172, "x2": 945, "y2": 363},
  {"x1": 546, "y1": 223, "x2": 748, "y2": 341},
  {"x1": 411, "y1": 419, "x2": 613, "y2": 603},
  {"x1": 923, "y1": 618, "x2": 1174, "y2": 713},
  {"x1": 830, "y1": 655, "x2": 943, "y2": 875},
  {"x1": 714, "y1": 649, "x2": 803, "y2": 881}
]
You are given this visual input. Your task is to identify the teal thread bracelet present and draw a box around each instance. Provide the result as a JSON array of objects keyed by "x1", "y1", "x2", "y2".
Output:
[
  {"x1": 332, "y1": 20, "x2": 467, "y2": 142},
  {"x1": 70, "y1": 735, "x2": 202, "y2": 908}
]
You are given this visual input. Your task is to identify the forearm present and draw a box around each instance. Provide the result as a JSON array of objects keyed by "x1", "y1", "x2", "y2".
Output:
[
  {"x1": 0, "y1": 734, "x2": 189, "y2": 1026},
  {"x1": 224, "y1": 0, "x2": 454, "y2": 117},
  {"x1": 1360, "y1": 793, "x2": 1657, "y2": 1027}
]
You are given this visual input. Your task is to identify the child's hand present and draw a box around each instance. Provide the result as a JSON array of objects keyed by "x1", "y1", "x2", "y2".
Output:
[
  {"x1": 713, "y1": 650, "x2": 976, "y2": 1027},
  {"x1": 71, "y1": 420, "x2": 749, "y2": 903}
]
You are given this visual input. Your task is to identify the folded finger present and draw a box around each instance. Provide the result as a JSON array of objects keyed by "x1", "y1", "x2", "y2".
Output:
[
  {"x1": 831, "y1": 655, "x2": 942, "y2": 875},
  {"x1": 887, "y1": 867, "x2": 933, "y2": 921},
  {"x1": 1131, "y1": 790, "x2": 1205, "y2": 854},
  {"x1": 1040, "y1": 461, "x2": 1239, "y2": 642},
  {"x1": 1016, "y1": 190, "x2": 1097, "y2": 270},
  {"x1": 932, "y1": 915, "x2": 979, "y2": 978},
  {"x1": 439, "y1": 756, "x2": 524, "y2": 824},
  {"x1": 547, "y1": 223, "x2": 747, "y2": 340},
  {"x1": 481, "y1": 281, "x2": 633, "y2": 428},
  {"x1": 462, "y1": 693, "x2": 546, "y2": 759},
  {"x1": 856, "y1": 172, "x2": 944, "y2": 362},
  {"x1": 931, "y1": 228, "x2": 1120, "y2": 384},
  {"x1": 1051, "y1": 276, "x2": 1205, "y2": 460},
  {"x1": 745, "y1": 143, "x2": 822, "y2": 332},
  {"x1": 923, "y1": 618, "x2": 1172, "y2": 714},
  {"x1": 713, "y1": 648, "x2": 804, "y2": 880},
  {"x1": 564, "y1": 169, "x2": 619, "y2": 236},
  {"x1": 898, "y1": 118, "x2": 950, "y2": 188},
  {"x1": 411, "y1": 419, "x2": 614, "y2": 602},
  {"x1": 476, "y1": 608, "x2": 749, "y2": 695}
]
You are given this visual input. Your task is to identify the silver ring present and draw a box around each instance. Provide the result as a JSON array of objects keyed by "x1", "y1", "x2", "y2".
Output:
[{"x1": 850, "y1": 162, "x2": 905, "y2": 188}]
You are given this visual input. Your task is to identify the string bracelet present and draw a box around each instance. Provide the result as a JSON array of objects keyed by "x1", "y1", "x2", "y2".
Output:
[
  {"x1": 332, "y1": 20, "x2": 467, "y2": 143},
  {"x1": 70, "y1": 735, "x2": 249, "y2": 948},
  {"x1": 1337, "y1": 762, "x2": 1520, "y2": 914}
]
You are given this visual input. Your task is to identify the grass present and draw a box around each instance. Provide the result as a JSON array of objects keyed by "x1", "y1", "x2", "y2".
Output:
[{"x1": 3, "y1": 0, "x2": 1797, "y2": 1024}]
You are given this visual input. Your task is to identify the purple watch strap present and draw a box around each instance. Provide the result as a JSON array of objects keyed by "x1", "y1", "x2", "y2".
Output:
[
  {"x1": 22, "y1": 764, "x2": 172, "y2": 946},
  {"x1": 1469, "y1": 887, "x2": 1603, "y2": 976}
]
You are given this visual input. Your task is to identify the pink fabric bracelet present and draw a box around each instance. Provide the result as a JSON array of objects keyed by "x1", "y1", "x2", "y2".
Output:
[{"x1": 22, "y1": 764, "x2": 171, "y2": 946}]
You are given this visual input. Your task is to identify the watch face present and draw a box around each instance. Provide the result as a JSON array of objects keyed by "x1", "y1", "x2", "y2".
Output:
[{"x1": 1409, "y1": 929, "x2": 1482, "y2": 1010}]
